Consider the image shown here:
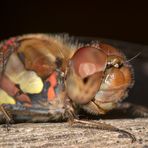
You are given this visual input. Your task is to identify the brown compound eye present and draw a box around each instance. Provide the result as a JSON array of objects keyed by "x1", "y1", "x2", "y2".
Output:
[
  {"x1": 65, "y1": 46, "x2": 107, "y2": 104},
  {"x1": 71, "y1": 46, "x2": 107, "y2": 78}
]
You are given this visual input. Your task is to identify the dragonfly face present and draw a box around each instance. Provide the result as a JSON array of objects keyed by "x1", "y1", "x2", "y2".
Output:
[{"x1": 66, "y1": 44, "x2": 133, "y2": 115}]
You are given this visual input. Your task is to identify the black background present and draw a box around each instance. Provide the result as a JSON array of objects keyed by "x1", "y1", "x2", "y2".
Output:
[
  {"x1": 0, "y1": 0, "x2": 148, "y2": 107},
  {"x1": 0, "y1": 0, "x2": 148, "y2": 44}
]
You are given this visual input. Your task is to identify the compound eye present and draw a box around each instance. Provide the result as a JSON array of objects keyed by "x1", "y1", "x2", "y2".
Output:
[
  {"x1": 71, "y1": 46, "x2": 107, "y2": 78},
  {"x1": 65, "y1": 47, "x2": 107, "y2": 105}
]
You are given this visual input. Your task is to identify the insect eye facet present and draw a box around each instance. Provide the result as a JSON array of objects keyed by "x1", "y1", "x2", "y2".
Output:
[
  {"x1": 65, "y1": 47, "x2": 107, "y2": 105},
  {"x1": 70, "y1": 46, "x2": 107, "y2": 78},
  {"x1": 83, "y1": 76, "x2": 89, "y2": 83}
]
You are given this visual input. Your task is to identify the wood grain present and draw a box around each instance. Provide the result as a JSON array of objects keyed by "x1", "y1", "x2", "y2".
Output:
[{"x1": 0, "y1": 118, "x2": 148, "y2": 148}]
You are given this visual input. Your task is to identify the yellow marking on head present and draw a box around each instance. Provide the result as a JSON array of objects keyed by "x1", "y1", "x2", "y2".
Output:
[{"x1": 0, "y1": 89, "x2": 16, "y2": 105}]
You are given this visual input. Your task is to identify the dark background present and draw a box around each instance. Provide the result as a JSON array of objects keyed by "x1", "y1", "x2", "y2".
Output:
[
  {"x1": 0, "y1": 0, "x2": 148, "y2": 107},
  {"x1": 0, "y1": 0, "x2": 148, "y2": 44}
]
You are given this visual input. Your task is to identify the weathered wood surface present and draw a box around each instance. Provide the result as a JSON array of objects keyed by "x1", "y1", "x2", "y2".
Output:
[{"x1": 0, "y1": 118, "x2": 148, "y2": 148}]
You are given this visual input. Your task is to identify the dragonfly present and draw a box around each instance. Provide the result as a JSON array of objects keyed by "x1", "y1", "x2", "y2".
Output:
[{"x1": 0, "y1": 34, "x2": 147, "y2": 142}]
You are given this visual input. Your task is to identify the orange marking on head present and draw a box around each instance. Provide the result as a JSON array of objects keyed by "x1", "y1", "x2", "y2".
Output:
[
  {"x1": 48, "y1": 72, "x2": 57, "y2": 87},
  {"x1": 47, "y1": 72, "x2": 57, "y2": 101}
]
